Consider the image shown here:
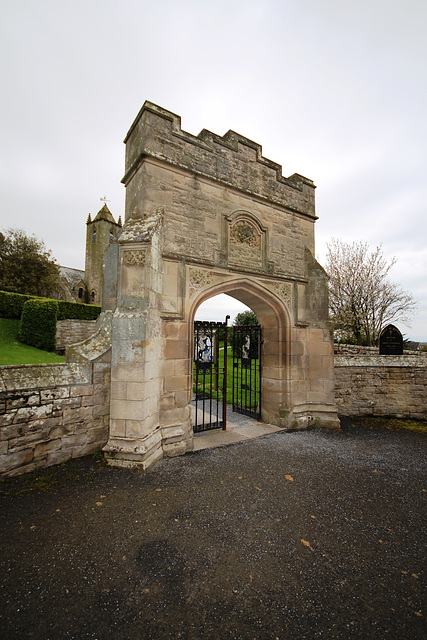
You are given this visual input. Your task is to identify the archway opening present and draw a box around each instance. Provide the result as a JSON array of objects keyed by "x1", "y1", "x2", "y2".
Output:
[
  {"x1": 195, "y1": 293, "x2": 251, "y2": 324},
  {"x1": 189, "y1": 282, "x2": 291, "y2": 431},
  {"x1": 192, "y1": 294, "x2": 260, "y2": 432}
]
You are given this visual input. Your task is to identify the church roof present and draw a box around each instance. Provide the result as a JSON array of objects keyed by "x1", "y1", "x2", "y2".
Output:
[{"x1": 59, "y1": 266, "x2": 85, "y2": 287}]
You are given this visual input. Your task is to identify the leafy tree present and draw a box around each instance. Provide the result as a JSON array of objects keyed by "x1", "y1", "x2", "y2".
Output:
[
  {"x1": 0, "y1": 228, "x2": 60, "y2": 297},
  {"x1": 232, "y1": 310, "x2": 260, "y2": 358},
  {"x1": 325, "y1": 238, "x2": 417, "y2": 346},
  {"x1": 233, "y1": 310, "x2": 259, "y2": 326}
]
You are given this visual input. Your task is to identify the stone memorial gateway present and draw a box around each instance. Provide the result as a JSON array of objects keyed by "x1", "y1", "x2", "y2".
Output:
[{"x1": 71, "y1": 101, "x2": 340, "y2": 470}]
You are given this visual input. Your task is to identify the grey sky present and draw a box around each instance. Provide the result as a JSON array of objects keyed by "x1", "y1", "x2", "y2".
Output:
[{"x1": 1, "y1": 0, "x2": 426, "y2": 339}]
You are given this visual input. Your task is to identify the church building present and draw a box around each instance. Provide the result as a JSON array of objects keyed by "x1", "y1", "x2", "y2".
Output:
[{"x1": 57, "y1": 204, "x2": 122, "y2": 304}]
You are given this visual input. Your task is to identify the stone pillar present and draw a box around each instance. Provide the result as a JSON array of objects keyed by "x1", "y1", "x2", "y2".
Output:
[{"x1": 103, "y1": 209, "x2": 166, "y2": 470}]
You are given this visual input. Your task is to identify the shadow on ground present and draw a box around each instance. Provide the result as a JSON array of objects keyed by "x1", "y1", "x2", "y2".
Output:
[{"x1": 1, "y1": 424, "x2": 426, "y2": 639}]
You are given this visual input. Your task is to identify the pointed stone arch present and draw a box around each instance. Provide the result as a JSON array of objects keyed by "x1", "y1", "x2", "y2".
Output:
[{"x1": 188, "y1": 278, "x2": 292, "y2": 424}]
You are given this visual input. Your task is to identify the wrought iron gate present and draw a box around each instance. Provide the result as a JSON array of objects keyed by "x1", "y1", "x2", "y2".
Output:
[
  {"x1": 232, "y1": 324, "x2": 262, "y2": 419},
  {"x1": 193, "y1": 320, "x2": 262, "y2": 432},
  {"x1": 193, "y1": 319, "x2": 229, "y2": 433}
]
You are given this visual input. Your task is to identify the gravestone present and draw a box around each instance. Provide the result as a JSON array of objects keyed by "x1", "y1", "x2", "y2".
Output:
[{"x1": 379, "y1": 324, "x2": 403, "y2": 355}]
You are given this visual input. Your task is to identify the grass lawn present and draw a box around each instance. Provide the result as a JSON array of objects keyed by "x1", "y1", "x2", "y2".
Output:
[
  {"x1": 193, "y1": 344, "x2": 260, "y2": 407},
  {"x1": 0, "y1": 318, "x2": 65, "y2": 366}
]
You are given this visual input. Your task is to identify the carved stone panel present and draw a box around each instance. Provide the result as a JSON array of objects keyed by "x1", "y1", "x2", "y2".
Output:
[
  {"x1": 123, "y1": 250, "x2": 146, "y2": 266},
  {"x1": 188, "y1": 267, "x2": 214, "y2": 298},
  {"x1": 271, "y1": 282, "x2": 292, "y2": 308},
  {"x1": 228, "y1": 214, "x2": 266, "y2": 271},
  {"x1": 121, "y1": 247, "x2": 147, "y2": 299}
]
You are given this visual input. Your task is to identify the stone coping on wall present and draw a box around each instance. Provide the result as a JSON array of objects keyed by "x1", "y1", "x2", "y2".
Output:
[
  {"x1": 334, "y1": 344, "x2": 425, "y2": 357},
  {"x1": 56, "y1": 319, "x2": 97, "y2": 351},
  {"x1": 0, "y1": 363, "x2": 92, "y2": 393},
  {"x1": 334, "y1": 355, "x2": 427, "y2": 368}
]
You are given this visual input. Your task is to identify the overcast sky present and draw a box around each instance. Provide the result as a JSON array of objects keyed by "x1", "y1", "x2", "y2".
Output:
[{"x1": 1, "y1": 0, "x2": 426, "y2": 339}]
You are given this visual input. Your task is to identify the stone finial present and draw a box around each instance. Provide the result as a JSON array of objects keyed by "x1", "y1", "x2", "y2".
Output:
[
  {"x1": 86, "y1": 213, "x2": 92, "y2": 224},
  {"x1": 117, "y1": 216, "x2": 122, "y2": 227}
]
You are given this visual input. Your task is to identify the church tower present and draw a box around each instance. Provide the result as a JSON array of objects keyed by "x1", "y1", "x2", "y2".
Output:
[{"x1": 85, "y1": 204, "x2": 122, "y2": 305}]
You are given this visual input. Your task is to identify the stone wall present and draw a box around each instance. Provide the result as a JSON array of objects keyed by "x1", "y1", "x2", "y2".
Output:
[
  {"x1": 335, "y1": 356, "x2": 427, "y2": 420},
  {"x1": 56, "y1": 319, "x2": 97, "y2": 352},
  {"x1": 0, "y1": 361, "x2": 110, "y2": 477},
  {"x1": 1, "y1": 352, "x2": 425, "y2": 477}
]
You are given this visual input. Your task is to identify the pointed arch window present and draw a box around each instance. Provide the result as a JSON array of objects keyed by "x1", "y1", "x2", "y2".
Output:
[{"x1": 92, "y1": 230, "x2": 96, "y2": 243}]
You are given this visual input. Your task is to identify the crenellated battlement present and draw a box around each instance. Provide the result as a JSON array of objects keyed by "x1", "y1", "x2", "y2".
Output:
[{"x1": 122, "y1": 101, "x2": 316, "y2": 218}]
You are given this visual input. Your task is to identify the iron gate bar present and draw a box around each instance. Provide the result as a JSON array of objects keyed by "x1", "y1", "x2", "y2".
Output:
[
  {"x1": 193, "y1": 316, "x2": 229, "y2": 433},
  {"x1": 223, "y1": 317, "x2": 229, "y2": 430},
  {"x1": 232, "y1": 324, "x2": 262, "y2": 420}
]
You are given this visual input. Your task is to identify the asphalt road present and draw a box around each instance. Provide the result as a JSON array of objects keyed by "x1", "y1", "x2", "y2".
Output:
[{"x1": 0, "y1": 423, "x2": 426, "y2": 639}]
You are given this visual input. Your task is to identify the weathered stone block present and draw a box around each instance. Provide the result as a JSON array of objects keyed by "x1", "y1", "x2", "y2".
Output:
[
  {"x1": 86, "y1": 426, "x2": 108, "y2": 444},
  {"x1": 49, "y1": 424, "x2": 74, "y2": 438},
  {"x1": 46, "y1": 450, "x2": 72, "y2": 466},
  {"x1": 63, "y1": 406, "x2": 93, "y2": 425},
  {"x1": 0, "y1": 412, "x2": 17, "y2": 428},
  {"x1": 0, "y1": 448, "x2": 33, "y2": 473},
  {"x1": 164, "y1": 340, "x2": 188, "y2": 360},
  {"x1": 34, "y1": 439, "x2": 62, "y2": 457},
  {"x1": 61, "y1": 433, "x2": 88, "y2": 448},
  {"x1": 40, "y1": 388, "x2": 70, "y2": 402},
  {"x1": 14, "y1": 404, "x2": 54, "y2": 423},
  {"x1": 109, "y1": 418, "x2": 126, "y2": 437},
  {"x1": 93, "y1": 404, "x2": 109, "y2": 418},
  {"x1": 8, "y1": 429, "x2": 50, "y2": 450},
  {"x1": 7, "y1": 393, "x2": 40, "y2": 410},
  {"x1": 54, "y1": 397, "x2": 81, "y2": 410},
  {"x1": 70, "y1": 384, "x2": 94, "y2": 397}
]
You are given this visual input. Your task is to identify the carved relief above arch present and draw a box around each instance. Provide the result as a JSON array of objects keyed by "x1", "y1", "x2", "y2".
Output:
[
  {"x1": 188, "y1": 266, "x2": 225, "y2": 298},
  {"x1": 224, "y1": 210, "x2": 268, "y2": 272},
  {"x1": 230, "y1": 220, "x2": 261, "y2": 249},
  {"x1": 262, "y1": 280, "x2": 293, "y2": 308}
]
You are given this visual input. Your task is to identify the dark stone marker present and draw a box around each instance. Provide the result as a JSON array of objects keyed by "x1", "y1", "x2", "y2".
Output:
[{"x1": 379, "y1": 324, "x2": 403, "y2": 355}]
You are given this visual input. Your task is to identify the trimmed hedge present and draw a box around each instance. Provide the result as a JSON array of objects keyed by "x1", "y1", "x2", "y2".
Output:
[
  {"x1": 19, "y1": 299, "x2": 59, "y2": 351},
  {"x1": 0, "y1": 290, "x2": 101, "y2": 321},
  {"x1": 56, "y1": 300, "x2": 101, "y2": 321},
  {"x1": 0, "y1": 290, "x2": 33, "y2": 319}
]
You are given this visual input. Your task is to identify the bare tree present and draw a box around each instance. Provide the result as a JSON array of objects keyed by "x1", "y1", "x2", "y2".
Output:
[{"x1": 325, "y1": 239, "x2": 417, "y2": 346}]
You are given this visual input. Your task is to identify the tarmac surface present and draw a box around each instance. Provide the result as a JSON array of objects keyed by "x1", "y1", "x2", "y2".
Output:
[{"x1": 0, "y1": 421, "x2": 426, "y2": 639}]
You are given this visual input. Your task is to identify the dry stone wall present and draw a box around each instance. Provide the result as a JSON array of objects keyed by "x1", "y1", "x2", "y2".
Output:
[{"x1": 0, "y1": 361, "x2": 110, "y2": 477}]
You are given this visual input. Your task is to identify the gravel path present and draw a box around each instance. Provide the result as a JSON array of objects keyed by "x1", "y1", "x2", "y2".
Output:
[{"x1": 0, "y1": 424, "x2": 426, "y2": 639}]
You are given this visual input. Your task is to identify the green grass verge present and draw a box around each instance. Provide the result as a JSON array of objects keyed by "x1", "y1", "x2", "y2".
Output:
[
  {"x1": 193, "y1": 345, "x2": 260, "y2": 407},
  {"x1": 0, "y1": 318, "x2": 65, "y2": 365}
]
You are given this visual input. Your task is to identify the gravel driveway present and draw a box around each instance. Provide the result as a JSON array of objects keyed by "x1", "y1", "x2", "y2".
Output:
[{"x1": 0, "y1": 424, "x2": 425, "y2": 639}]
